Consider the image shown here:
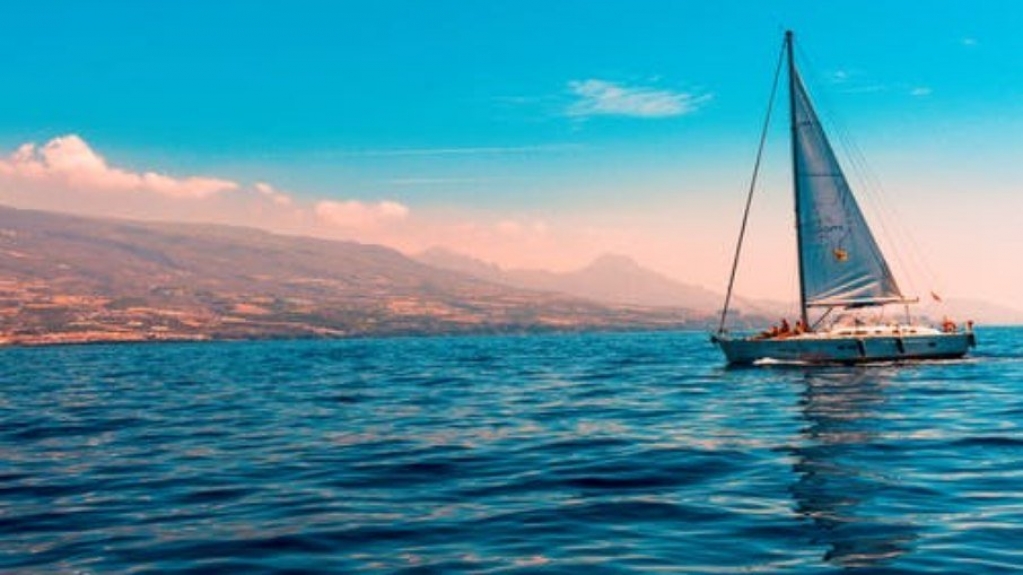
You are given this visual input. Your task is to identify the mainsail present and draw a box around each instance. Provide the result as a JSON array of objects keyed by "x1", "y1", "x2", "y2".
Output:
[{"x1": 790, "y1": 67, "x2": 903, "y2": 308}]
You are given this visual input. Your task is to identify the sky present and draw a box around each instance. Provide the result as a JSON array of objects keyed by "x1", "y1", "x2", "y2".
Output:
[{"x1": 1, "y1": 1, "x2": 1021, "y2": 310}]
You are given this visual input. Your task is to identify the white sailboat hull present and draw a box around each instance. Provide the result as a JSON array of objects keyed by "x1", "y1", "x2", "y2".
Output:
[
  {"x1": 712, "y1": 331, "x2": 975, "y2": 365},
  {"x1": 712, "y1": 32, "x2": 978, "y2": 366}
]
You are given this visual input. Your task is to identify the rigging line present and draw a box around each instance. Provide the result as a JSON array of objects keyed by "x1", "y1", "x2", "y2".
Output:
[
  {"x1": 717, "y1": 36, "x2": 787, "y2": 334},
  {"x1": 840, "y1": 133, "x2": 922, "y2": 295},
  {"x1": 836, "y1": 125, "x2": 943, "y2": 298}
]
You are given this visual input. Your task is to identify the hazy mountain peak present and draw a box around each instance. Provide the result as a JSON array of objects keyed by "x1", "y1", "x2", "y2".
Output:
[
  {"x1": 583, "y1": 253, "x2": 643, "y2": 272},
  {"x1": 414, "y1": 246, "x2": 724, "y2": 312},
  {"x1": 418, "y1": 245, "x2": 473, "y2": 261}
]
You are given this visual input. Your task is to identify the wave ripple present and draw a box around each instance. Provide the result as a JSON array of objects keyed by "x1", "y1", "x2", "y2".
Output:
[{"x1": 2, "y1": 329, "x2": 1021, "y2": 573}]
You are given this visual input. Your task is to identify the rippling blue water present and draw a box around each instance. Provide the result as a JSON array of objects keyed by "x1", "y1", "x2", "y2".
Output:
[{"x1": 2, "y1": 328, "x2": 1022, "y2": 573}]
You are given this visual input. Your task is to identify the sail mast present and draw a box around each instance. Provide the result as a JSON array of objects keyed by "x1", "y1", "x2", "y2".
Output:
[{"x1": 786, "y1": 31, "x2": 810, "y2": 329}]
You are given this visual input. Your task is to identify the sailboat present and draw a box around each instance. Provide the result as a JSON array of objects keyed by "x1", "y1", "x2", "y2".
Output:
[{"x1": 712, "y1": 31, "x2": 976, "y2": 365}]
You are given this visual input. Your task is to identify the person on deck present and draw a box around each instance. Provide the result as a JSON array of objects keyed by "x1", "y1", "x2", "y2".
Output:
[
  {"x1": 942, "y1": 317, "x2": 957, "y2": 333},
  {"x1": 794, "y1": 319, "x2": 807, "y2": 335}
]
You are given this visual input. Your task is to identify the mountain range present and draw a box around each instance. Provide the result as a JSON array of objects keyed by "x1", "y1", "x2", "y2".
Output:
[{"x1": 0, "y1": 205, "x2": 709, "y2": 345}]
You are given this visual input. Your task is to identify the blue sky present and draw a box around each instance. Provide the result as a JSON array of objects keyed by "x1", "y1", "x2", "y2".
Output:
[{"x1": 0, "y1": 1, "x2": 1021, "y2": 308}]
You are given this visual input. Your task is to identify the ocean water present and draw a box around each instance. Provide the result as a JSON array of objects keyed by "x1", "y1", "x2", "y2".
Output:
[{"x1": 2, "y1": 328, "x2": 1021, "y2": 574}]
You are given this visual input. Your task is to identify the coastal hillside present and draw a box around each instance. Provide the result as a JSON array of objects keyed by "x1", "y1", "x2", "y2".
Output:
[{"x1": 0, "y1": 206, "x2": 707, "y2": 345}]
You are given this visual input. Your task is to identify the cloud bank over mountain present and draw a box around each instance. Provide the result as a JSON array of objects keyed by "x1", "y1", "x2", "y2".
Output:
[
  {"x1": 0, "y1": 135, "x2": 637, "y2": 284},
  {"x1": 0, "y1": 134, "x2": 418, "y2": 239}
]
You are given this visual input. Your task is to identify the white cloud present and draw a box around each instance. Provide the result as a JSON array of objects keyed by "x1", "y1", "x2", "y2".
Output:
[
  {"x1": 314, "y1": 199, "x2": 410, "y2": 229},
  {"x1": 254, "y1": 182, "x2": 294, "y2": 206},
  {"x1": 910, "y1": 86, "x2": 933, "y2": 97},
  {"x1": 496, "y1": 219, "x2": 548, "y2": 237},
  {"x1": 566, "y1": 79, "x2": 711, "y2": 118},
  {"x1": 0, "y1": 134, "x2": 238, "y2": 198}
]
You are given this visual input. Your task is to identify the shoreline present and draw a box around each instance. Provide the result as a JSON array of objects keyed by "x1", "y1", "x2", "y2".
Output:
[{"x1": 0, "y1": 323, "x2": 714, "y2": 349}]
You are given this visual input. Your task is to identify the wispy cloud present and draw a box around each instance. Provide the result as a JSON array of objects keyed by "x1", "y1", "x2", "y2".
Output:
[
  {"x1": 830, "y1": 73, "x2": 930, "y2": 98},
  {"x1": 385, "y1": 177, "x2": 494, "y2": 186},
  {"x1": 839, "y1": 85, "x2": 887, "y2": 95},
  {"x1": 830, "y1": 70, "x2": 853, "y2": 84},
  {"x1": 352, "y1": 144, "x2": 581, "y2": 157},
  {"x1": 827, "y1": 69, "x2": 886, "y2": 93},
  {"x1": 962, "y1": 37, "x2": 978, "y2": 47},
  {"x1": 566, "y1": 79, "x2": 711, "y2": 118}
]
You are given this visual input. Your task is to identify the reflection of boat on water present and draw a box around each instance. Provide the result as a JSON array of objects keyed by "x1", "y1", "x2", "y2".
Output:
[
  {"x1": 712, "y1": 31, "x2": 976, "y2": 364},
  {"x1": 791, "y1": 369, "x2": 917, "y2": 568}
]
